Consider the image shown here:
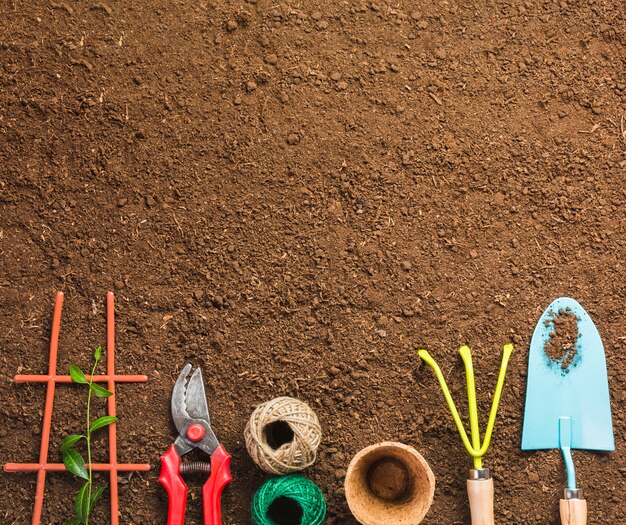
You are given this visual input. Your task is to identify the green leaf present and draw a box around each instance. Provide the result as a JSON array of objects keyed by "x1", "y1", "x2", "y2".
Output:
[
  {"x1": 62, "y1": 448, "x2": 89, "y2": 480},
  {"x1": 69, "y1": 365, "x2": 87, "y2": 384},
  {"x1": 90, "y1": 416, "x2": 118, "y2": 433},
  {"x1": 94, "y1": 345, "x2": 102, "y2": 362},
  {"x1": 60, "y1": 434, "x2": 85, "y2": 452},
  {"x1": 66, "y1": 516, "x2": 82, "y2": 525},
  {"x1": 90, "y1": 383, "x2": 113, "y2": 398},
  {"x1": 90, "y1": 485, "x2": 107, "y2": 510},
  {"x1": 75, "y1": 482, "x2": 91, "y2": 521}
]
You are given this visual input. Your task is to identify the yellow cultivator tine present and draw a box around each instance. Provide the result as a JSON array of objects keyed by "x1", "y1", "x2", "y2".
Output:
[
  {"x1": 417, "y1": 350, "x2": 475, "y2": 457},
  {"x1": 474, "y1": 343, "x2": 514, "y2": 459},
  {"x1": 459, "y1": 345, "x2": 482, "y2": 468},
  {"x1": 418, "y1": 344, "x2": 514, "y2": 468}
]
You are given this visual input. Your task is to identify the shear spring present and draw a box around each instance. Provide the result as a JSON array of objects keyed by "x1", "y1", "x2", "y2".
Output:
[{"x1": 180, "y1": 461, "x2": 211, "y2": 476}]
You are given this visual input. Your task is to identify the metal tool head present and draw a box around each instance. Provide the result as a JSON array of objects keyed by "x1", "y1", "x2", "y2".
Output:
[
  {"x1": 521, "y1": 298, "x2": 614, "y2": 452},
  {"x1": 171, "y1": 364, "x2": 219, "y2": 456}
]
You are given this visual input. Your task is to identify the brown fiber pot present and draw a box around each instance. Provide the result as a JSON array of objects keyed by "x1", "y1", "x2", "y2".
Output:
[{"x1": 344, "y1": 442, "x2": 435, "y2": 525}]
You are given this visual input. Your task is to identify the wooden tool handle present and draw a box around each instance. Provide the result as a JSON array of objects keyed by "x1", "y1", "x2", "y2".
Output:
[
  {"x1": 560, "y1": 497, "x2": 587, "y2": 525},
  {"x1": 467, "y1": 478, "x2": 495, "y2": 525}
]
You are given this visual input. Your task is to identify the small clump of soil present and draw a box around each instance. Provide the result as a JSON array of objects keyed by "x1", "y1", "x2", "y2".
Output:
[{"x1": 544, "y1": 308, "x2": 580, "y2": 371}]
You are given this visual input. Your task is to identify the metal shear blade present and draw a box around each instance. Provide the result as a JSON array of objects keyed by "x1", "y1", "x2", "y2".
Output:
[
  {"x1": 172, "y1": 365, "x2": 210, "y2": 428},
  {"x1": 171, "y1": 364, "x2": 218, "y2": 456}
]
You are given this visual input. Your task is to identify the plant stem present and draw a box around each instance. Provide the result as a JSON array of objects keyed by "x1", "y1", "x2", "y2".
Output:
[{"x1": 85, "y1": 355, "x2": 99, "y2": 525}]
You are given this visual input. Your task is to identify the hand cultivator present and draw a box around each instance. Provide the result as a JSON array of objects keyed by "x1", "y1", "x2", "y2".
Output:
[
  {"x1": 419, "y1": 344, "x2": 514, "y2": 525},
  {"x1": 160, "y1": 364, "x2": 232, "y2": 525}
]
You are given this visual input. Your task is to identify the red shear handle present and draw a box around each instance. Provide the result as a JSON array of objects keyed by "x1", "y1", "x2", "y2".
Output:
[
  {"x1": 159, "y1": 445, "x2": 188, "y2": 525},
  {"x1": 202, "y1": 444, "x2": 232, "y2": 525}
]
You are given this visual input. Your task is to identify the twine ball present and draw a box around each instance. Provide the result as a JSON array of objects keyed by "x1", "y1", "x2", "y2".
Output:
[
  {"x1": 251, "y1": 475, "x2": 326, "y2": 525},
  {"x1": 245, "y1": 396, "x2": 321, "y2": 475}
]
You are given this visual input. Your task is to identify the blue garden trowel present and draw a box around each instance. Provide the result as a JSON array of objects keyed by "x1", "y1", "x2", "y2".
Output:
[{"x1": 522, "y1": 297, "x2": 614, "y2": 525}]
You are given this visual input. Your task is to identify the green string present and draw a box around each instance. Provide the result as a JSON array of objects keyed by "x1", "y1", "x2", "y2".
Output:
[{"x1": 251, "y1": 475, "x2": 326, "y2": 525}]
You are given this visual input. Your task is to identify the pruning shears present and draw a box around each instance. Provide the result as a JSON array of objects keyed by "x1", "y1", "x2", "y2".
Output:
[{"x1": 159, "y1": 364, "x2": 232, "y2": 525}]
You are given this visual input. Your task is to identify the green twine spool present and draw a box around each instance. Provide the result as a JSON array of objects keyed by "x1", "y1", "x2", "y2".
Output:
[{"x1": 251, "y1": 475, "x2": 326, "y2": 525}]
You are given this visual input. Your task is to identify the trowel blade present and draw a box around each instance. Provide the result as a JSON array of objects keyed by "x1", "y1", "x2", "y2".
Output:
[{"x1": 521, "y1": 297, "x2": 614, "y2": 451}]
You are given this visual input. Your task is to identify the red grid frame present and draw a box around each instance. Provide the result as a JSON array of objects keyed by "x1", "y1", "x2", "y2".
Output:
[{"x1": 4, "y1": 291, "x2": 151, "y2": 525}]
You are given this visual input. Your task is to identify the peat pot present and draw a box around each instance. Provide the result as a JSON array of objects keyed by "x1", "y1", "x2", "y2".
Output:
[{"x1": 344, "y1": 441, "x2": 435, "y2": 525}]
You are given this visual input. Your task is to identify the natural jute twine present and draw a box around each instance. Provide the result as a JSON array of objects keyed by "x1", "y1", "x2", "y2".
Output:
[
  {"x1": 245, "y1": 396, "x2": 322, "y2": 475},
  {"x1": 251, "y1": 475, "x2": 326, "y2": 525}
]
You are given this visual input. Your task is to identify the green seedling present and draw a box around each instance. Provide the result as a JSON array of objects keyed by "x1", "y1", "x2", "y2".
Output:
[{"x1": 60, "y1": 345, "x2": 118, "y2": 525}]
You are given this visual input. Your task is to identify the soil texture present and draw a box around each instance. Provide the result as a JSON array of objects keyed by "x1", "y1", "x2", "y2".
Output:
[
  {"x1": 366, "y1": 457, "x2": 410, "y2": 502},
  {"x1": 544, "y1": 308, "x2": 580, "y2": 371},
  {"x1": 1, "y1": 0, "x2": 625, "y2": 524}
]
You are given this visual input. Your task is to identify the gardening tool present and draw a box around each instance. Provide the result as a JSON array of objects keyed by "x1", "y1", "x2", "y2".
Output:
[
  {"x1": 160, "y1": 364, "x2": 232, "y2": 525},
  {"x1": 521, "y1": 298, "x2": 614, "y2": 525},
  {"x1": 419, "y1": 344, "x2": 513, "y2": 525}
]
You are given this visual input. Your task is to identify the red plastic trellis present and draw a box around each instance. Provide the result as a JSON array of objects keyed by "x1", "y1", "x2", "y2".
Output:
[{"x1": 3, "y1": 291, "x2": 151, "y2": 525}]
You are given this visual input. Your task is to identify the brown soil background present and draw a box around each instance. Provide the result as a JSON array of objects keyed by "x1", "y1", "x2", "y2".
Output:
[{"x1": 1, "y1": 0, "x2": 625, "y2": 523}]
